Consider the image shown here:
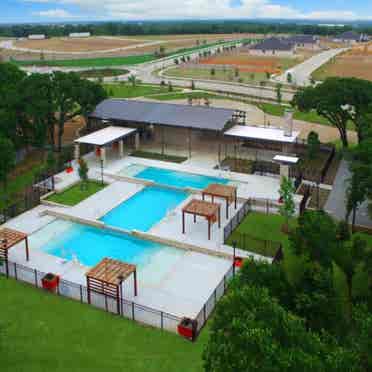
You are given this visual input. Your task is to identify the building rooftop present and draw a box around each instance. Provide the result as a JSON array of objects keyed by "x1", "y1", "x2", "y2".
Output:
[
  {"x1": 90, "y1": 99, "x2": 237, "y2": 132},
  {"x1": 75, "y1": 126, "x2": 136, "y2": 146},
  {"x1": 286, "y1": 35, "x2": 318, "y2": 44},
  {"x1": 251, "y1": 37, "x2": 294, "y2": 51}
]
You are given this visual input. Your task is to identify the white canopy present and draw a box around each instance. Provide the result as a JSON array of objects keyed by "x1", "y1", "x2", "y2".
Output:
[
  {"x1": 75, "y1": 126, "x2": 136, "y2": 146},
  {"x1": 273, "y1": 155, "x2": 299, "y2": 164},
  {"x1": 224, "y1": 125, "x2": 299, "y2": 144}
]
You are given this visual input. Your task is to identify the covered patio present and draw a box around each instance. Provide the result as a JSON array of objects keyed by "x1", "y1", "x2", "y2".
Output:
[
  {"x1": 182, "y1": 199, "x2": 221, "y2": 240},
  {"x1": 0, "y1": 228, "x2": 29, "y2": 277},
  {"x1": 74, "y1": 126, "x2": 138, "y2": 166},
  {"x1": 86, "y1": 257, "x2": 137, "y2": 315}
]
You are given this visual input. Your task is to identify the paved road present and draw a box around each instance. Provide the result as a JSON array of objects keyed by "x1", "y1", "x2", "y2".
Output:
[
  {"x1": 325, "y1": 160, "x2": 372, "y2": 227},
  {"x1": 275, "y1": 48, "x2": 348, "y2": 86}
]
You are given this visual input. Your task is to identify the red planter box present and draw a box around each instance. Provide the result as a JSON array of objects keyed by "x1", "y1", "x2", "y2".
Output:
[
  {"x1": 66, "y1": 167, "x2": 74, "y2": 173},
  {"x1": 234, "y1": 257, "x2": 244, "y2": 268},
  {"x1": 42, "y1": 273, "x2": 60, "y2": 292},
  {"x1": 178, "y1": 318, "x2": 196, "y2": 341}
]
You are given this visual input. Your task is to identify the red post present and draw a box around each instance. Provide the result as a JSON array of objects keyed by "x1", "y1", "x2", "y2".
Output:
[{"x1": 25, "y1": 237, "x2": 29, "y2": 261}]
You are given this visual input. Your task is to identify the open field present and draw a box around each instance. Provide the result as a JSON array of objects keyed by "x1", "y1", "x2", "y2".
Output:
[
  {"x1": 14, "y1": 37, "x2": 142, "y2": 52},
  {"x1": 0, "y1": 277, "x2": 206, "y2": 372},
  {"x1": 312, "y1": 44, "x2": 372, "y2": 81}
]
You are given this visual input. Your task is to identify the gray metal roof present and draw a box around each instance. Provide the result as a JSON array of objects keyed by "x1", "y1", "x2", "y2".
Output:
[
  {"x1": 338, "y1": 31, "x2": 362, "y2": 41},
  {"x1": 251, "y1": 37, "x2": 294, "y2": 51},
  {"x1": 90, "y1": 99, "x2": 236, "y2": 131},
  {"x1": 286, "y1": 35, "x2": 317, "y2": 44}
]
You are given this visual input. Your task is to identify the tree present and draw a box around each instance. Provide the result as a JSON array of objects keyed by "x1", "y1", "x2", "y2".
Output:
[
  {"x1": 45, "y1": 150, "x2": 56, "y2": 173},
  {"x1": 307, "y1": 131, "x2": 320, "y2": 160},
  {"x1": 234, "y1": 68, "x2": 239, "y2": 77},
  {"x1": 0, "y1": 135, "x2": 15, "y2": 190},
  {"x1": 159, "y1": 45, "x2": 166, "y2": 57},
  {"x1": 210, "y1": 68, "x2": 215, "y2": 76},
  {"x1": 290, "y1": 210, "x2": 337, "y2": 269},
  {"x1": 276, "y1": 83, "x2": 282, "y2": 104},
  {"x1": 286, "y1": 72, "x2": 292, "y2": 84},
  {"x1": 78, "y1": 158, "x2": 89, "y2": 189},
  {"x1": 278, "y1": 176, "x2": 295, "y2": 233},
  {"x1": 265, "y1": 71, "x2": 271, "y2": 79},
  {"x1": 190, "y1": 80, "x2": 195, "y2": 90},
  {"x1": 203, "y1": 285, "x2": 359, "y2": 372},
  {"x1": 292, "y1": 77, "x2": 372, "y2": 147},
  {"x1": 167, "y1": 81, "x2": 173, "y2": 92},
  {"x1": 128, "y1": 74, "x2": 138, "y2": 87}
]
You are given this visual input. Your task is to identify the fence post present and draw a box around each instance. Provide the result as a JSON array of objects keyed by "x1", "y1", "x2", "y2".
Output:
[
  {"x1": 132, "y1": 302, "x2": 135, "y2": 320},
  {"x1": 34, "y1": 269, "x2": 38, "y2": 287},
  {"x1": 203, "y1": 304, "x2": 207, "y2": 323},
  {"x1": 161, "y1": 311, "x2": 164, "y2": 330},
  {"x1": 14, "y1": 262, "x2": 17, "y2": 280},
  {"x1": 80, "y1": 285, "x2": 83, "y2": 303}
]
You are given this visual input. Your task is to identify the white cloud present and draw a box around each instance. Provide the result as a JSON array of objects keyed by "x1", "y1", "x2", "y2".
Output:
[
  {"x1": 32, "y1": 8, "x2": 77, "y2": 18},
  {"x1": 25, "y1": 0, "x2": 368, "y2": 20}
]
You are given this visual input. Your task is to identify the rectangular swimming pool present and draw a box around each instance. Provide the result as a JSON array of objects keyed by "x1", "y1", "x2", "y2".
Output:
[
  {"x1": 101, "y1": 186, "x2": 188, "y2": 231},
  {"x1": 120, "y1": 164, "x2": 229, "y2": 189},
  {"x1": 33, "y1": 220, "x2": 185, "y2": 284}
]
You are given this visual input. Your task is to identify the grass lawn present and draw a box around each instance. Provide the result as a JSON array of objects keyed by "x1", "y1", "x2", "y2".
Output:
[
  {"x1": 14, "y1": 54, "x2": 157, "y2": 68},
  {"x1": 0, "y1": 278, "x2": 206, "y2": 372},
  {"x1": 130, "y1": 150, "x2": 187, "y2": 163},
  {"x1": 47, "y1": 181, "x2": 106, "y2": 206},
  {"x1": 104, "y1": 83, "x2": 172, "y2": 98}
]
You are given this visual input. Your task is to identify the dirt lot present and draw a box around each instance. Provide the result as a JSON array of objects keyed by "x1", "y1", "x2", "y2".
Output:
[
  {"x1": 14, "y1": 37, "x2": 142, "y2": 52},
  {"x1": 313, "y1": 43, "x2": 372, "y2": 81}
]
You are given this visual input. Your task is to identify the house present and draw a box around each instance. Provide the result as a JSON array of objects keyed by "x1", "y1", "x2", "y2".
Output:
[
  {"x1": 69, "y1": 32, "x2": 91, "y2": 38},
  {"x1": 28, "y1": 34, "x2": 46, "y2": 40},
  {"x1": 286, "y1": 35, "x2": 320, "y2": 50},
  {"x1": 248, "y1": 37, "x2": 295, "y2": 57},
  {"x1": 334, "y1": 31, "x2": 368, "y2": 45}
]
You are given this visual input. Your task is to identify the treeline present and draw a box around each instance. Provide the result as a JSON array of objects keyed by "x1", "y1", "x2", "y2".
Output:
[
  {"x1": 0, "y1": 21, "x2": 370, "y2": 38},
  {"x1": 0, "y1": 62, "x2": 107, "y2": 188}
]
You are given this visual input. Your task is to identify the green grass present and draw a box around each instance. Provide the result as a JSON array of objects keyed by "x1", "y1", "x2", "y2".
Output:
[
  {"x1": 0, "y1": 277, "x2": 207, "y2": 372},
  {"x1": 104, "y1": 83, "x2": 172, "y2": 98},
  {"x1": 47, "y1": 180, "x2": 106, "y2": 206},
  {"x1": 14, "y1": 54, "x2": 157, "y2": 68},
  {"x1": 130, "y1": 151, "x2": 187, "y2": 163}
]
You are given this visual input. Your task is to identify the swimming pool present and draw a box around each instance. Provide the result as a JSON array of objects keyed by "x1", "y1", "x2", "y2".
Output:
[
  {"x1": 33, "y1": 220, "x2": 185, "y2": 281},
  {"x1": 101, "y1": 186, "x2": 188, "y2": 231},
  {"x1": 120, "y1": 164, "x2": 229, "y2": 189}
]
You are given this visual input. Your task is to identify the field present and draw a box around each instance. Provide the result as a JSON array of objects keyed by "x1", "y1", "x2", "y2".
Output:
[
  {"x1": 14, "y1": 37, "x2": 142, "y2": 52},
  {"x1": 0, "y1": 278, "x2": 206, "y2": 372},
  {"x1": 312, "y1": 44, "x2": 372, "y2": 81},
  {"x1": 104, "y1": 83, "x2": 176, "y2": 98},
  {"x1": 166, "y1": 53, "x2": 302, "y2": 83}
]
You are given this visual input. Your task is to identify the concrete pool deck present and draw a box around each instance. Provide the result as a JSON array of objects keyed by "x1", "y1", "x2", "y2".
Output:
[{"x1": 3, "y1": 151, "x2": 289, "y2": 323}]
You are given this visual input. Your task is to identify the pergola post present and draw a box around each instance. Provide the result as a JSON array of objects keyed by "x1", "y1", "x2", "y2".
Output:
[
  {"x1": 135, "y1": 132, "x2": 140, "y2": 150},
  {"x1": 188, "y1": 128, "x2": 192, "y2": 158},
  {"x1": 134, "y1": 269, "x2": 138, "y2": 297},
  {"x1": 25, "y1": 237, "x2": 29, "y2": 261},
  {"x1": 74, "y1": 143, "x2": 80, "y2": 161},
  {"x1": 161, "y1": 127, "x2": 165, "y2": 155},
  {"x1": 182, "y1": 211, "x2": 185, "y2": 234},
  {"x1": 118, "y1": 140, "x2": 124, "y2": 158}
]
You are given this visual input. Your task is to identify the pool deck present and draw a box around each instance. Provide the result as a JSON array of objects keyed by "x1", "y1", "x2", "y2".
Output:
[{"x1": 3, "y1": 151, "x2": 295, "y2": 321}]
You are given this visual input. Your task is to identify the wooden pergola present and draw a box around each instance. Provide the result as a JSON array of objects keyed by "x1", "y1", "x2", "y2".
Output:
[
  {"x1": 86, "y1": 258, "x2": 137, "y2": 315},
  {"x1": 182, "y1": 199, "x2": 221, "y2": 240},
  {"x1": 0, "y1": 228, "x2": 29, "y2": 277},
  {"x1": 202, "y1": 183, "x2": 237, "y2": 219}
]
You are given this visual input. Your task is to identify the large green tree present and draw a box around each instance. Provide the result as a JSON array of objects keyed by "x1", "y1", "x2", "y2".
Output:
[
  {"x1": 292, "y1": 77, "x2": 372, "y2": 147},
  {"x1": 203, "y1": 285, "x2": 359, "y2": 372},
  {"x1": 0, "y1": 135, "x2": 16, "y2": 190}
]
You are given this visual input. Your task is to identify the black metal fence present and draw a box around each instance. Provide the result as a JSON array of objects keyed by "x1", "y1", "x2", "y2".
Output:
[
  {"x1": 223, "y1": 199, "x2": 252, "y2": 242},
  {"x1": 0, "y1": 173, "x2": 55, "y2": 225},
  {"x1": 0, "y1": 258, "x2": 234, "y2": 336}
]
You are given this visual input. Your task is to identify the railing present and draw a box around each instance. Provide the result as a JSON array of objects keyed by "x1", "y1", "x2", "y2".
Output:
[
  {"x1": 224, "y1": 199, "x2": 251, "y2": 242},
  {"x1": 0, "y1": 258, "x2": 235, "y2": 336}
]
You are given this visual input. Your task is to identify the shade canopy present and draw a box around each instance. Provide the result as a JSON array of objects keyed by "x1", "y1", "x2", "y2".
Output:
[
  {"x1": 273, "y1": 155, "x2": 299, "y2": 164},
  {"x1": 75, "y1": 126, "x2": 137, "y2": 147},
  {"x1": 224, "y1": 125, "x2": 299, "y2": 144},
  {"x1": 90, "y1": 99, "x2": 237, "y2": 132}
]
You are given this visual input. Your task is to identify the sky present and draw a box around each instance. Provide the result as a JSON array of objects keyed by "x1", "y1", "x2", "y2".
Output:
[{"x1": 2, "y1": 0, "x2": 372, "y2": 24}]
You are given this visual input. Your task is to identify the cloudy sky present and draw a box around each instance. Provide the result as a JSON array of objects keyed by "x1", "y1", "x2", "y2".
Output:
[{"x1": 2, "y1": 0, "x2": 372, "y2": 23}]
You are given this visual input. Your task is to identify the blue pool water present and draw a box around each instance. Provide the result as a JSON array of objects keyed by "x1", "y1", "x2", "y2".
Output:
[
  {"x1": 101, "y1": 186, "x2": 188, "y2": 231},
  {"x1": 134, "y1": 166, "x2": 229, "y2": 189},
  {"x1": 37, "y1": 220, "x2": 183, "y2": 269}
]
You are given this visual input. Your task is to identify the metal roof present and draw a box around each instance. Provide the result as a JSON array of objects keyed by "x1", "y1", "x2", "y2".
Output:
[
  {"x1": 251, "y1": 37, "x2": 294, "y2": 51},
  {"x1": 75, "y1": 126, "x2": 136, "y2": 146},
  {"x1": 286, "y1": 35, "x2": 317, "y2": 44},
  {"x1": 224, "y1": 125, "x2": 300, "y2": 144},
  {"x1": 89, "y1": 99, "x2": 236, "y2": 132}
]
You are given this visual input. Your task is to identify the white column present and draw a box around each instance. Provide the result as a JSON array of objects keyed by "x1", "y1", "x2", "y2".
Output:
[
  {"x1": 135, "y1": 133, "x2": 140, "y2": 150},
  {"x1": 118, "y1": 140, "x2": 124, "y2": 158},
  {"x1": 100, "y1": 147, "x2": 106, "y2": 167},
  {"x1": 74, "y1": 143, "x2": 80, "y2": 160},
  {"x1": 280, "y1": 164, "x2": 289, "y2": 179}
]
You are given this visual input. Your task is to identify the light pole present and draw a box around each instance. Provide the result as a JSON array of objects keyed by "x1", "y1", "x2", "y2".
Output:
[{"x1": 117, "y1": 274, "x2": 124, "y2": 316}]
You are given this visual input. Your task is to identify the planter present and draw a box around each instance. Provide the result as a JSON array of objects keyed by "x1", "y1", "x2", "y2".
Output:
[
  {"x1": 178, "y1": 318, "x2": 197, "y2": 341},
  {"x1": 42, "y1": 273, "x2": 60, "y2": 292},
  {"x1": 234, "y1": 256, "x2": 244, "y2": 268},
  {"x1": 66, "y1": 167, "x2": 74, "y2": 174}
]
